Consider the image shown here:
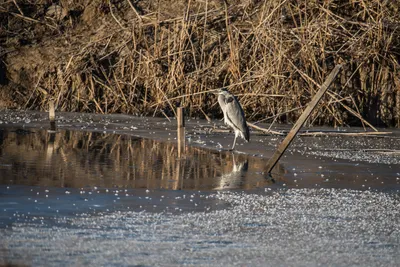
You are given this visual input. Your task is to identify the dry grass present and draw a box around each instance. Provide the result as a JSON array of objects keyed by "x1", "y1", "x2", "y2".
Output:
[{"x1": 1, "y1": 0, "x2": 400, "y2": 127}]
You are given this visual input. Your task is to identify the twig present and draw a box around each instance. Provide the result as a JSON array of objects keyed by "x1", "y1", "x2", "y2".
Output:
[
  {"x1": 108, "y1": 1, "x2": 125, "y2": 29},
  {"x1": 299, "y1": 131, "x2": 392, "y2": 137},
  {"x1": 199, "y1": 107, "x2": 211, "y2": 122},
  {"x1": 2, "y1": 10, "x2": 57, "y2": 29},
  {"x1": 327, "y1": 91, "x2": 378, "y2": 132},
  {"x1": 254, "y1": 106, "x2": 305, "y2": 124},
  {"x1": 125, "y1": 0, "x2": 143, "y2": 23},
  {"x1": 160, "y1": 109, "x2": 172, "y2": 122},
  {"x1": 237, "y1": 93, "x2": 287, "y2": 98},
  {"x1": 149, "y1": 81, "x2": 257, "y2": 108},
  {"x1": 247, "y1": 122, "x2": 284, "y2": 135},
  {"x1": 12, "y1": 0, "x2": 24, "y2": 16}
]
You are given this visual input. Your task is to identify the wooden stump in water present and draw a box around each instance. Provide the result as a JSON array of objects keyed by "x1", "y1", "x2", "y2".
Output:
[{"x1": 266, "y1": 65, "x2": 342, "y2": 174}]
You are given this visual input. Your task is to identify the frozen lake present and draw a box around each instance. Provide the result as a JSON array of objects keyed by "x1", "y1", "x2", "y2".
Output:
[{"x1": 0, "y1": 110, "x2": 399, "y2": 266}]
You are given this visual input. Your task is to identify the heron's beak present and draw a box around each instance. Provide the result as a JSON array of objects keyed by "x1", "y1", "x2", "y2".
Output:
[{"x1": 212, "y1": 89, "x2": 220, "y2": 95}]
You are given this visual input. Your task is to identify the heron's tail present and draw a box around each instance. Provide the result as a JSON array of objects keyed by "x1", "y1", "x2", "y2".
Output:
[{"x1": 244, "y1": 124, "x2": 250, "y2": 142}]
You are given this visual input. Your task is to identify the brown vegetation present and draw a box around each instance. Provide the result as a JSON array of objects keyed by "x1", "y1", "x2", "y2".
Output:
[{"x1": 1, "y1": 0, "x2": 400, "y2": 127}]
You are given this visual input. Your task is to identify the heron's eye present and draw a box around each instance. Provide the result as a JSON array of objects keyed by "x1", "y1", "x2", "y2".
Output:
[{"x1": 226, "y1": 96, "x2": 234, "y2": 104}]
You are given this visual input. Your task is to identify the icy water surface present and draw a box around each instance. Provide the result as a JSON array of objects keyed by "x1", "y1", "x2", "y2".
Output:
[
  {"x1": 0, "y1": 110, "x2": 399, "y2": 266},
  {"x1": 0, "y1": 128, "x2": 275, "y2": 190}
]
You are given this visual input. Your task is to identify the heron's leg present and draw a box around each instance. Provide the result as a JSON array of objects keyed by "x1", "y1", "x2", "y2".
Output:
[{"x1": 231, "y1": 134, "x2": 237, "y2": 150}]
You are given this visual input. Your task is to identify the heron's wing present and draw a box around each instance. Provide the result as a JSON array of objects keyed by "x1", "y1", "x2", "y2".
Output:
[
  {"x1": 224, "y1": 96, "x2": 250, "y2": 141},
  {"x1": 217, "y1": 94, "x2": 228, "y2": 124}
]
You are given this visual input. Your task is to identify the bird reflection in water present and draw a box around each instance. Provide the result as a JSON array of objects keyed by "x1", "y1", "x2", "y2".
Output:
[{"x1": 214, "y1": 153, "x2": 249, "y2": 190}]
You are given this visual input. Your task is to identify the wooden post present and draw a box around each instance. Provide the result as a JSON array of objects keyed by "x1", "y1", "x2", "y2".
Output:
[
  {"x1": 266, "y1": 65, "x2": 342, "y2": 174},
  {"x1": 177, "y1": 107, "x2": 185, "y2": 157},
  {"x1": 173, "y1": 159, "x2": 185, "y2": 190},
  {"x1": 49, "y1": 100, "x2": 56, "y2": 131}
]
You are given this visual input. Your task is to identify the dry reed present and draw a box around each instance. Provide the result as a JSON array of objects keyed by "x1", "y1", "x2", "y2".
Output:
[{"x1": 1, "y1": 0, "x2": 399, "y2": 127}]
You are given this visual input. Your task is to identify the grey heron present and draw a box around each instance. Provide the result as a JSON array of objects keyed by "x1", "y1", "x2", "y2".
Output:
[{"x1": 215, "y1": 88, "x2": 250, "y2": 150}]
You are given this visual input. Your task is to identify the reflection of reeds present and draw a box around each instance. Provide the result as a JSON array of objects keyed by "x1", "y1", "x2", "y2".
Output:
[
  {"x1": 2, "y1": 1, "x2": 399, "y2": 126},
  {"x1": 0, "y1": 130, "x2": 279, "y2": 190}
]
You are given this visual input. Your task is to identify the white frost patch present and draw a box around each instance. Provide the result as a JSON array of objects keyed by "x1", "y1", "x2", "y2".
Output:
[{"x1": 1, "y1": 188, "x2": 399, "y2": 267}]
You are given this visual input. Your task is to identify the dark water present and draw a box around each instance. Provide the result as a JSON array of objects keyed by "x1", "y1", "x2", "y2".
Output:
[
  {"x1": 0, "y1": 128, "x2": 277, "y2": 190},
  {"x1": 0, "y1": 128, "x2": 279, "y2": 229}
]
